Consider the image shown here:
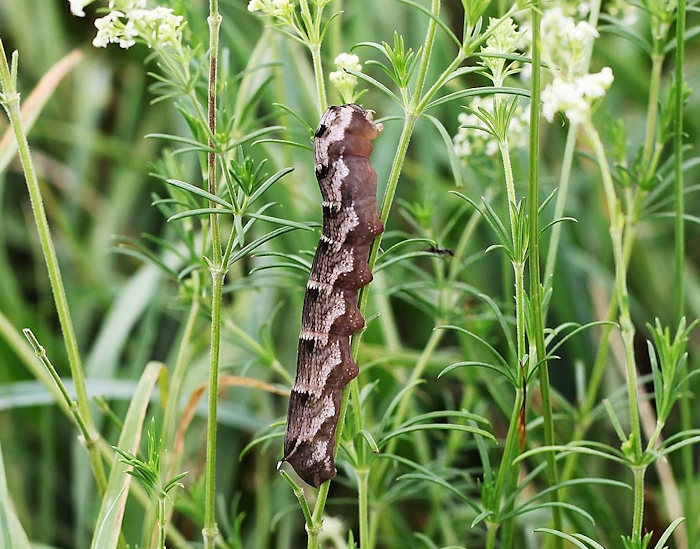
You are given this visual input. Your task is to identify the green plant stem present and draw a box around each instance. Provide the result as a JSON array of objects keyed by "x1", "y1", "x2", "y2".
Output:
[
  {"x1": 299, "y1": 0, "x2": 327, "y2": 113},
  {"x1": 558, "y1": 188, "x2": 645, "y2": 488},
  {"x1": 500, "y1": 140, "x2": 517, "y2": 236},
  {"x1": 357, "y1": 468, "x2": 370, "y2": 549},
  {"x1": 207, "y1": 8, "x2": 223, "y2": 265},
  {"x1": 204, "y1": 268, "x2": 224, "y2": 549},
  {"x1": 310, "y1": 44, "x2": 327, "y2": 113},
  {"x1": 632, "y1": 466, "x2": 647, "y2": 540},
  {"x1": 543, "y1": 122, "x2": 578, "y2": 285},
  {"x1": 673, "y1": 0, "x2": 686, "y2": 326},
  {"x1": 414, "y1": 3, "x2": 517, "y2": 113},
  {"x1": 22, "y1": 329, "x2": 107, "y2": 491},
  {"x1": 497, "y1": 137, "x2": 527, "y2": 544},
  {"x1": 486, "y1": 388, "x2": 524, "y2": 549},
  {"x1": 203, "y1": 2, "x2": 223, "y2": 547},
  {"x1": 585, "y1": 123, "x2": 642, "y2": 452},
  {"x1": 0, "y1": 41, "x2": 105, "y2": 490},
  {"x1": 586, "y1": 121, "x2": 645, "y2": 540},
  {"x1": 280, "y1": 469, "x2": 313, "y2": 529},
  {"x1": 486, "y1": 523, "x2": 498, "y2": 549},
  {"x1": 412, "y1": 0, "x2": 440, "y2": 103},
  {"x1": 642, "y1": 52, "x2": 664, "y2": 175},
  {"x1": 158, "y1": 494, "x2": 166, "y2": 549},
  {"x1": 528, "y1": 2, "x2": 562, "y2": 542},
  {"x1": 498, "y1": 141, "x2": 525, "y2": 362}
]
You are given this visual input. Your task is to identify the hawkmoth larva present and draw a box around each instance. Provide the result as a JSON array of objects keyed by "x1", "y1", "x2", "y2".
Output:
[{"x1": 281, "y1": 104, "x2": 383, "y2": 488}]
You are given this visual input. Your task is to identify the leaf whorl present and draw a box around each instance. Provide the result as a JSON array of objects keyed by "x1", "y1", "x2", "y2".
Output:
[{"x1": 282, "y1": 104, "x2": 384, "y2": 488}]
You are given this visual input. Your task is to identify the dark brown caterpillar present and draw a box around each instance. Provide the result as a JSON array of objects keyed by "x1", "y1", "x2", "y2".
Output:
[{"x1": 281, "y1": 104, "x2": 383, "y2": 487}]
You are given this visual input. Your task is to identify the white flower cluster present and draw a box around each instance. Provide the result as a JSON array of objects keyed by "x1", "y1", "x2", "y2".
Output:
[
  {"x1": 541, "y1": 7, "x2": 599, "y2": 79},
  {"x1": 247, "y1": 0, "x2": 295, "y2": 22},
  {"x1": 329, "y1": 53, "x2": 361, "y2": 89},
  {"x1": 85, "y1": 0, "x2": 183, "y2": 49},
  {"x1": 532, "y1": 5, "x2": 615, "y2": 124},
  {"x1": 481, "y1": 17, "x2": 523, "y2": 86},
  {"x1": 329, "y1": 52, "x2": 362, "y2": 103},
  {"x1": 453, "y1": 96, "x2": 529, "y2": 160},
  {"x1": 541, "y1": 67, "x2": 614, "y2": 124}
]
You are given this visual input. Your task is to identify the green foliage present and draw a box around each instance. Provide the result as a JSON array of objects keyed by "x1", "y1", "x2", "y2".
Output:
[{"x1": 0, "y1": 0, "x2": 698, "y2": 548}]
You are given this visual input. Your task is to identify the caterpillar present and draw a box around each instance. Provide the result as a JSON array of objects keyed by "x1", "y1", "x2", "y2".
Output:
[{"x1": 281, "y1": 104, "x2": 384, "y2": 488}]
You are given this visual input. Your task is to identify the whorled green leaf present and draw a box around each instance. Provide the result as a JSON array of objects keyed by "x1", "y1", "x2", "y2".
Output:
[{"x1": 90, "y1": 362, "x2": 165, "y2": 549}]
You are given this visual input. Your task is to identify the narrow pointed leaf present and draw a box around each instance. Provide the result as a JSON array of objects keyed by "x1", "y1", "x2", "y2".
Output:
[
  {"x1": 90, "y1": 362, "x2": 164, "y2": 549},
  {"x1": 165, "y1": 179, "x2": 233, "y2": 209}
]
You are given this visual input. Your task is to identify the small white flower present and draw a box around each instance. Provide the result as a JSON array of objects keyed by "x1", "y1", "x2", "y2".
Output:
[
  {"x1": 248, "y1": 0, "x2": 294, "y2": 20},
  {"x1": 542, "y1": 67, "x2": 614, "y2": 124},
  {"x1": 453, "y1": 96, "x2": 529, "y2": 162},
  {"x1": 329, "y1": 52, "x2": 361, "y2": 87},
  {"x1": 119, "y1": 20, "x2": 137, "y2": 48},
  {"x1": 539, "y1": 7, "x2": 599, "y2": 79},
  {"x1": 91, "y1": 3, "x2": 183, "y2": 50},
  {"x1": 329, "y1": 52, "x2": 363, "y2": 102},
  {"x1": 68, "y1": 0, "x2": 91, "y2": 16},
  {"x1": 333, "y1": 53, "x2": 361, "y2": 72},
  {"x1": 577, "y1": 67, "x2": 614, "y2": 98},
  {"x1": 92, "y1": 11, "x2": 124, "y2": 47},
  {"x1": 481, "y1": 17, "x2": 523, "y2": 86}
]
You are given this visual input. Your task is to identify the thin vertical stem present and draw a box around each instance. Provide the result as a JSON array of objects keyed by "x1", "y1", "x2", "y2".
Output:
[
  {"x1": 497, "y1": 137, "x2": 526, "y2": 549},
  {"x1": 486, "y1": 388, "x2": 524, "y2": 549},
  {"x1": 158, "y1": 495, "x2": 166, "y2": 549},
  {"x1": 203, "y1": 1, "x2": 224, "y2": 547},
  {"x1": 412, "y1": 0, "x2": 441, "y2": 107},
  {"x1": 22, "y1": 329, "x2": 106, "y2": 491},
  {"x1": 207, "y1": 2, "x2": 222, "y2": 263},
  {"x1": 642, "y1": 53, "x2": 664, "y2": 174},
  {"x1": 499, "y1": 139, "x2": 517, "y2": 241},
  {"x1": 357, "y1": 469, "x2": 370, "y2": 549},
  {"x1": 632, "y1": 466, "x2": 647, "y2": 540},
  {"x1": 498, "y1": 141, "x2": 525, "y2": 361},
  {"x1": 203, "y1": 269, "x2": 224, "y2": 549},
  {"x1": 528, "y1": 1, "x2": 562, "y2": 542},
  {"x1": 586, "y1": 121, "x2": 646, "y2": 542},
  {"x1": 543, "y1": 123, "x2": 578, "y2": 284},
  {"x1": 586, "y1": 122, "x2": 642, "y2": 455},
  {"x1": 0, "y1": 41, "x2": 105, "y2": 491},
  {"x1": 310, "y1": 44, "x2": 327, "y2": 113},
  {"x1": 299, "y1": 0, "x2": 327, "y2": 113},
  {"x1": 673, "y1": 0, "x2": 686, "y2": 325}
]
